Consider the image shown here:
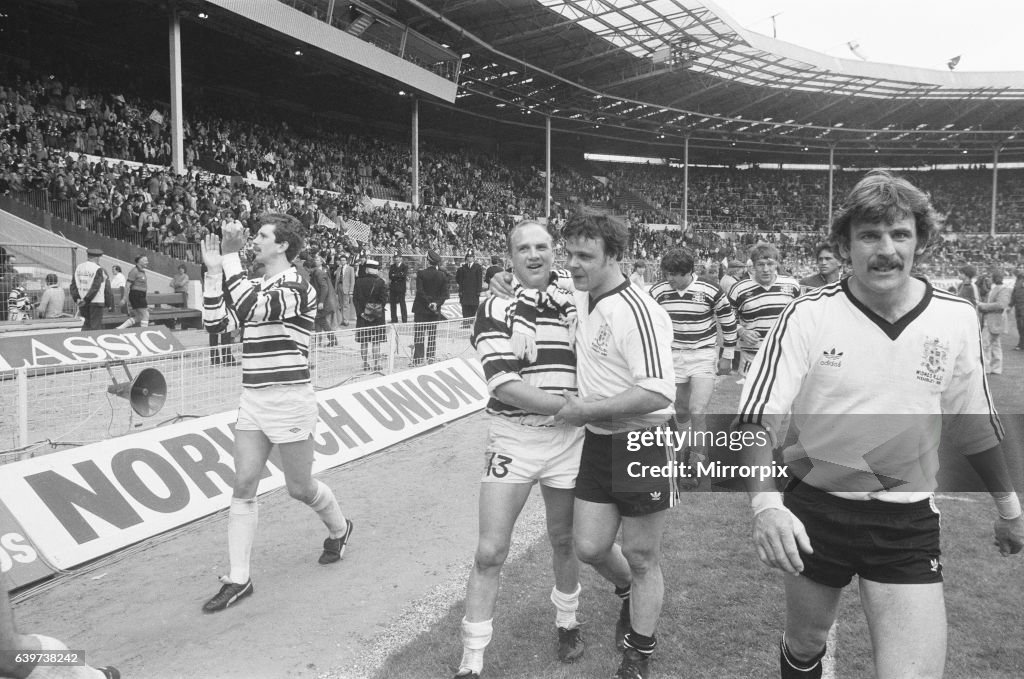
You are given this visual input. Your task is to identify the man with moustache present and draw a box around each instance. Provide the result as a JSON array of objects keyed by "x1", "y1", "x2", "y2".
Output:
[{"x1": 737, "y1": 170, "x2": 1024, "y2": 679}]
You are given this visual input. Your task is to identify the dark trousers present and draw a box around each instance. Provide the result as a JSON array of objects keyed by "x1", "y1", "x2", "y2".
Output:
[
  {"x1": 80, "y1": 304, "x2": 105, "y2": 331},
  {"x1": 390, "y1": 294, "x2": 408, "y2": 323},
  {"x1": 413, "y1": 313, "x2": 438, "y2": 362},
  {"x1": 1016, "y1": 312, "x2": 1024, "y2": 348}
]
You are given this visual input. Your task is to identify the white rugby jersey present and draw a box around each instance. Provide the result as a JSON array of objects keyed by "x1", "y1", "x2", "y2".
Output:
[
  {"x1": 648, "y1": 278, "x2": 737, "y2": 353},
  {"x1": 738, "y1": 278, "x2": 1001, "y2": 502},
  {"x1": 575, "y1": 280, "x2": 675, "y2": 434},
  {"x1": 204, "y1": 253, "x2": 317, "y2": 389},
  {"x1": 728, "y1": 275, "x2": 801, "y2": 353}
]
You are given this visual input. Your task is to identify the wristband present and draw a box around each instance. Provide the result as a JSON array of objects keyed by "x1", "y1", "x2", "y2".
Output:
[
  {"x1": 994, "y1": 492, "x2": 1022, "y2": 520},
  {"x1": 751, "y1": 491, "x2": 786, "y2": 517}
]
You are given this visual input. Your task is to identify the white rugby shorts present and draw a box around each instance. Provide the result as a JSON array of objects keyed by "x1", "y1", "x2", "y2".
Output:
[
  {"x1": 236, "y1": 383, "x2": 318, "y2": 444},
  {"x1": 481, "y1": 416, "x2": 583, "y2": 489},
  {"x1": 672, "y1": 347, "x2": 718, "y2": 383}
]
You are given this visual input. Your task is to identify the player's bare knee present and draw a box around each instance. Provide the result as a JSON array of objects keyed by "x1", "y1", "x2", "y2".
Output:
[
  {"x1": 474, "y1": 538, "x2": 511, "y2": 571},
  {"x1": 287, "y1": 481, "x2": 317, "y2": 504},
  {"x1": 574, "y1": 538, "x2": 612, "y2": 566},
  {"x1": 621, "y1": 544, "x2": 658, "y2": 576},
  {"x1": 546, "y1": 526, "x2": 574, "y2": 555}
]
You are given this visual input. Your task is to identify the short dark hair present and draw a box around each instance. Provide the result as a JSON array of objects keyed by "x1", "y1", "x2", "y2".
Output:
[
  {"x1": 960, "y1": 264, "x2": 977, "y2": 279},
  {"x1": 134, "y1": 255, "x2": 145, "y2": 264},
  {"x1": 992, "y1": 271, "x2": 1004, "y2": 285},
  {"x1": 830, "y1": 170, "x2": 941, "y2": 260},
  {"x1": 45, "y1": 273, "x2": 58, "y2": 285},
  {"x1": 259, "y1": 213, "x2": 305, "y2": 262},
  {"x1": 660, "y1": 248, "x2": 695, "y2": 276},
  {"x1": 814, "y1": 242, "x2": 835, "y2": 259},
  {"x1": 560, "y1": 210, "x2": 628, "y2": 261}
]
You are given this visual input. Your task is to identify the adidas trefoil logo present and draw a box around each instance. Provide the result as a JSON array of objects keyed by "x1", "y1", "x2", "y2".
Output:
[
  {"x1": 650, "y1": 491, "x2": 662, "y2": 501},
  {"x1": 819, "y1": 347, "x2": 844, "y2": 368},
  {"x1": 930, "y1": 558, "x2": 941, "y2": 573}
]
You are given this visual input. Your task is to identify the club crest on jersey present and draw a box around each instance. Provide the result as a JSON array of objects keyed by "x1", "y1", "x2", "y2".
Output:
[
  {"x1": 689, "y1": 291, "x2": 706, "y2": 305},
  {"x1": 591, "y1": 323, "x2": 612, "y2": 356},
  {"x1": 819, "y1": 347, "x2": 844, "y2": 368},
  {"x1": 916, "y1": 337, "x2": 949, "y2": 385}
]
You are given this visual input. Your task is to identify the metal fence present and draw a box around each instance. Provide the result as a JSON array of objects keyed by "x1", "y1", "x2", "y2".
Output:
[{"x1": 0, "y1": 318, "x2": 475, "y2": 460}]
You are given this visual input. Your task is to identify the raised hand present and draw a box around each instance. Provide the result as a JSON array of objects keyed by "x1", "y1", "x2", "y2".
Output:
[
  {"x1": 220, "y1": 220, "x2": 248, "y2": 255},
  {"x1": 201, "y1": 234, "x2": 223, "y2": 274}
]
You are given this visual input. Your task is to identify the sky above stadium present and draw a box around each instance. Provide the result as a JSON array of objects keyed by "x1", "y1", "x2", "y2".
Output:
[{"x1": 713, "y1": 0, "x2": 1024, "y2": 72}]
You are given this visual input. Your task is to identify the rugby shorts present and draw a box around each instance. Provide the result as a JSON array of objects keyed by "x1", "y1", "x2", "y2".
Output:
[
  {"x1": 481, "y1": 416, "x2": 583, "y2": 489},
  {"x1": 672, "y1": 347, "x2": 718, "y2": 383},
  {"x1": 236, "y1": 382, "x2": 318, "y2": 444},
  {"x1": 575, "y1": 424, "x2": 676, "y2": 517},
  {"x1": 784, "y1": 479, "x2": 942, "y2": 587}
]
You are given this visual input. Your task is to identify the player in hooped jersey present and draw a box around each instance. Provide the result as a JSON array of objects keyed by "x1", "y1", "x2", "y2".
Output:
[
  {"x1": 728, "y1": 243, "x2": 800, "y2": 380},
  {"x1": 648, "y1": 248, "x2": 737, "y2": 479},
  {"x1": 736, "y1": 171, "x2": 1024, "y2": 679},
  {"x1": 199, "y1": 215, "x2": 353, "y2": 614}
]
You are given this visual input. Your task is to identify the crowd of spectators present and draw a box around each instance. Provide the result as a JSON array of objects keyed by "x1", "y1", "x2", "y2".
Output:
[{"x1": 2, "y1": 67, "x2": 1024, "y2": 287}]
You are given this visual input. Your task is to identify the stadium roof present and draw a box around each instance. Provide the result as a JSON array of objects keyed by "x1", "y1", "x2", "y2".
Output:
[{"x1": 392, "y1": 0, "x2": 1024, "y2": 165}]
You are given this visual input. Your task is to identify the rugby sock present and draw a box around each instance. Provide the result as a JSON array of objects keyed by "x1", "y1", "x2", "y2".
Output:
[
  {"x1": 623, "y1": 629, "x2": 657, "y2": 657},
  {"x1": 227, "y1": 497, "x2": 258, "y2": 585},
  {"x1": 24, "y1": 636, "x2": 106, "y2": 678},
  {"x1": 550, "y1": 583, "x2": 581, "y2": 629},
  {"x1": 307, "y1": 480, "x2": 348, "y2": 539},
  {"x1": 780, "y1": 634, "x2": 826, "y2": 679},
  {"x1": 458, "y1": 617, "x2": 492, "y2": 675},
  {"x1": 615, "y1": 584, "x2": 631, "y2": 621}
]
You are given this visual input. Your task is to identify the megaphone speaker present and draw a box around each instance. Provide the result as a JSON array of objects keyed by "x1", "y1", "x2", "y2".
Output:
[{"x1": 106, "y1": 362, "x2": 167, "y2": 417}]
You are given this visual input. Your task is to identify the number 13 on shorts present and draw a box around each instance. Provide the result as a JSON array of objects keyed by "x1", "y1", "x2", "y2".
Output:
[{"x1": 485, "y1": 452, "x2": 513, "y2": 478}]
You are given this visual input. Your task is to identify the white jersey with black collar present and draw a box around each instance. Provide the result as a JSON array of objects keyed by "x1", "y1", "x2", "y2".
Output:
[
  {"x1": 738, "y1": 278, "x2": 1001, "y2": 502},
  {"x1": 574, "y1": 279, "x2": 675, "y2": 434}
]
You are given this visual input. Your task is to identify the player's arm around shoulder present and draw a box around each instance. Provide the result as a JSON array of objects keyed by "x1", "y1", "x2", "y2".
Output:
[{"x1": 474, "y1": 297, "x2": 567, "y2": 416}]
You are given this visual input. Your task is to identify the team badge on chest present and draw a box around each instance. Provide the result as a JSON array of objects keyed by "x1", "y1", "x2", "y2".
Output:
[
  {"x1": 592, "y1": 323, "x2": 612, "y2": 356},
  {"x1": 916, "y1": 336, "x2": 950, "y2": 385}
]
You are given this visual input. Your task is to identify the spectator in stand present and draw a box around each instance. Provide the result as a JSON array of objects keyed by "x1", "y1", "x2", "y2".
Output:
[
  {"x1": 37, "y1": 273, "x2": 67, "y2": 318},
  {"x1": 171, "y1": 264, "x2": 190, "y2": 307},
  {"x1": 629, "y1": 261, "x2": 647, "y2": 286},
  {"x1": 1011, "y1": 266, "x2": 1024, "y2": 351},
  {"x1": 336, "y1": 253, "x2": 355, "y2": 327},
  {"x1": 307, "y1": 255, "x2": 338, "y2": 347},
  {"x1": 956, "y1": 264, "x2": 980, "y2": 307},
  {"x1": 7, "y1": 282, "x2": 33, "y2": 320},
  {"x1": 456, "y1": 251, "x2": 484, "y2": 323},
  {"x1": 0, "y1": 253, "x2": 18, "y2": 322},
  {"x1": 109, "y1": 264, "x2": 126, "y2": 313},
  {"x1": 978, "y1": 271, "x2": 1011, "y2": 375},
  {"x1": 387, "y1": 253, "x2": 409, "y2": 324}
]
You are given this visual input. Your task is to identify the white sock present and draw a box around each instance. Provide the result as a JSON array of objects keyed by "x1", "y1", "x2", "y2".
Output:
[
  {"x1": 25, "y1": 636, "x2": 106, "y2": 678},
  {"x1": 550, "y1": 583, "x2": 581, "y2": 629},
  {"x1": 228, "y1": 497, "x2": 258, "y2": 584},
  {"x1": 307, "y1": 480, "x2": 347, "y2": 538},
  {"x1": 459, "y1": 617, "x2": 492, "y2": 674}
]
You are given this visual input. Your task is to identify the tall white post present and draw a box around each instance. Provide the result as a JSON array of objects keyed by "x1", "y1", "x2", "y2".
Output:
[
  {"x1": 412, "y1": 98, "x2": 420, "y2": 208},
  {"x1": 168, "y1": 9, "x2": 185, "y2": 175}
]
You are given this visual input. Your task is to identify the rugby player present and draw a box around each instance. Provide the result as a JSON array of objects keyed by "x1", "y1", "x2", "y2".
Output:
[
  {"x1": 736, "y1": 170, "x2": 1024, "y2": 679},
  {"x1": 199, "y1": 215, "x2": 353, "y2": 613}
]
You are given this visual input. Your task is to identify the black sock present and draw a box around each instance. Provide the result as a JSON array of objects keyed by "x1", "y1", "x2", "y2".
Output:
[
  {"x1": 779, "y1": 636, "x2": 825, "y2": 679},
  {"x1": 615, "y1": 584, "x2": 631, "y2": 600},
  {"x1": 624, "y1": 628, "x2": 656, "y2": 657}
]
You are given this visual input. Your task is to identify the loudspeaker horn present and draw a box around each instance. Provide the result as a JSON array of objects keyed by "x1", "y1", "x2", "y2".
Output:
[{"x1": 105, "y1": 361, "x2": 167, "y2": 417}]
